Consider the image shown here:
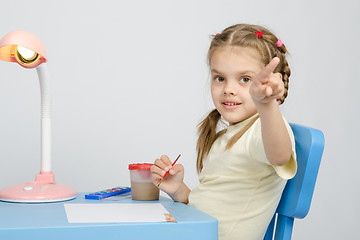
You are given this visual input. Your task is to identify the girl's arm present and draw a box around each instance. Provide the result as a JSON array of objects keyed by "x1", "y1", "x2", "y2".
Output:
[
  {"x1": 167, "y1": 182, "x2": 190, "y2": 204},
  {"x1": 150, "y1": 155, "x2": 190, "y2": 204},
  {"x1": 250, "y1": 57, "x2": 292, "y2": 166}
]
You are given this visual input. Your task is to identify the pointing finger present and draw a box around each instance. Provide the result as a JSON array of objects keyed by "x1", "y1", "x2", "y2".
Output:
[{"x1": 256, "y1": 57, "x2": 280, "y2": 83}]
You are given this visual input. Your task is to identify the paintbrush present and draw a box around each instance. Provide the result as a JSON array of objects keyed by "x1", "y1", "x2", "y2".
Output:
[{"x1": 157, "y1": 154, "x2": 181, "y2": 187}]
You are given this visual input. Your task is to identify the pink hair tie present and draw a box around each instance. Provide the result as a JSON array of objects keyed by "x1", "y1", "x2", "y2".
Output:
[{"x1": 276, "y1": 39, "x2": 283, "y2": 47}]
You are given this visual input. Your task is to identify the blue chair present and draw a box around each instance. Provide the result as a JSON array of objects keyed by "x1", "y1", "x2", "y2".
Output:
[{"x1": 264, "y1": 123, "x2": 325, "y2": 240}]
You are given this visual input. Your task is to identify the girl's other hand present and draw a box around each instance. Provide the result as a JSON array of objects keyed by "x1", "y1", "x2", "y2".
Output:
[
  {"x1": 150, "y1": 155, "x2": 185, "y2": 195},
  {"x1": 250, "y1": 57, "x2": 284, "y2": 104}
]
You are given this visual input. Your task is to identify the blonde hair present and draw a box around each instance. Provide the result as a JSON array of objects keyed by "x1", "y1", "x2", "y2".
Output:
[{"x1": 196, "y1": 24, "x2": 291, "y2": 173}]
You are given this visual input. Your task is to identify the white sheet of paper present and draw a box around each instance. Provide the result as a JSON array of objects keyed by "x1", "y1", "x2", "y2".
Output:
[{"x1": 64, "y1": 203, "x2": 169, "y2": 223}]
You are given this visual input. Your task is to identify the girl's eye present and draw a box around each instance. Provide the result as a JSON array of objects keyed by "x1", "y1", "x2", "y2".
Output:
[
  {"x1": 240, "y1": 77, "x2": 251, "y2": 84},
  {"x1": 215, "y1": 76, "x2": 225, "y2": 82}
]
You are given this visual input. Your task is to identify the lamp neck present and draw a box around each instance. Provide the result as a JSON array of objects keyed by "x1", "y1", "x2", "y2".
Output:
[
  {"x1": 36, "y1": 63, "x2": 52, "y2": 172},
  {"x1": 36, "y1": 63, "x2": 51, "y2": 120}
]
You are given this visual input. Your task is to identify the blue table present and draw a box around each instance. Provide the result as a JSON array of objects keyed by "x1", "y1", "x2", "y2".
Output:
[{"x1": 0, "y1": 193, "x2": 218, "y2": 240}]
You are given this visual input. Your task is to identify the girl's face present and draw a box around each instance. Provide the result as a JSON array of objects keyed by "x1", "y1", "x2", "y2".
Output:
[{"x1": 210, "y1": 46, "x2": 264, "y2": 126}]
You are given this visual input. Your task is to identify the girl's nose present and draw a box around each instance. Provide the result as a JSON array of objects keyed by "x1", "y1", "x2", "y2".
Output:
[{"x1": 224, "y1": 82, "x2": 236, "y2": 95}]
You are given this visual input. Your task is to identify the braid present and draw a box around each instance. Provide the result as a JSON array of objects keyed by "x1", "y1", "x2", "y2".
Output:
[
  {"x1": 273, "y1": 40, "x2": 291, "y2": 104},
  {"x1": 258, "y1": 28, "x2": 291, "y2": 105},
  {"x1": 278, "y1": 54, "x2": 291, "y2": 104},
  {"x1": 196, "y1": 109, "x2": 225, "y2": 173}
]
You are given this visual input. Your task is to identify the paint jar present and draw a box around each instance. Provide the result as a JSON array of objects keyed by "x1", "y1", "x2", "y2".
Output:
[{"x1": 128, "y1": 163, "x2": 159, "y2": 201}]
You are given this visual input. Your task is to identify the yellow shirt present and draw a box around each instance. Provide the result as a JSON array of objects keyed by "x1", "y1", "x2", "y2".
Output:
[{"x1": 188, "y1": 114, "x2": 297, "y2": 240}]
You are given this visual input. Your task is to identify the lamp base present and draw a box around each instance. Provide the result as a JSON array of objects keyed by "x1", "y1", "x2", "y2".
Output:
[{"x1": 0, "y1": 173, "x2": 76, "y2": 203}]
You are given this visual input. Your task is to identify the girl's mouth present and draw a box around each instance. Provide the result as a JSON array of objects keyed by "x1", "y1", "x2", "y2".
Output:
[{"x1": 222, "y1": 102, "x2": 241, "y2": 109}]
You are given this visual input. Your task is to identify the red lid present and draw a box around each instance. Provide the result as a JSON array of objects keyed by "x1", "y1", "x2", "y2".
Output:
[{"x1": 128, "y1": 163, "x2": 153, "y2": 170}]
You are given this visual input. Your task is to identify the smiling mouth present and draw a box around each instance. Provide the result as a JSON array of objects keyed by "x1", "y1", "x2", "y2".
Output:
[{"x1": 223, "y1": 102, "x2": 241, "y2": 106}]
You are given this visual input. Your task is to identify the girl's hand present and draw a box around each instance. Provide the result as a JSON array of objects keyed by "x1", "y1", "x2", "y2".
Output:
[
  {"x1": 249, "y1": 57, "x2": 293, "y2": 166},
  {"x1": 250, "y1": 57, "x2": 284, "y2": 104},
  {"x1": 150, "y1": 155, "x2": 185, "y2": 195}
]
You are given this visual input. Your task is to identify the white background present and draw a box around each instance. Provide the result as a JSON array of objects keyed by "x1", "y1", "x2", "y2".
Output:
[{"x1": 0, "y1": 0, "x2": 359, "y2": 239}]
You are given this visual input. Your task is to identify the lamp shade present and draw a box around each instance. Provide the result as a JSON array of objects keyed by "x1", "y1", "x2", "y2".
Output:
[{"x1": 0, "y1": 30, "x2": 47, "y2": 68}]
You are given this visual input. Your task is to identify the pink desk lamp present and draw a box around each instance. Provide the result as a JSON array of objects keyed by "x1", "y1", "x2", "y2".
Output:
[{"x1": 0, "y1": 31, "x2": 76, "y2": 203}]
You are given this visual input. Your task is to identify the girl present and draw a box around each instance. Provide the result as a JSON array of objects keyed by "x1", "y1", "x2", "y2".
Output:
[{"x1": 150, "y1": 24, "x2": 297, "y2": 240}]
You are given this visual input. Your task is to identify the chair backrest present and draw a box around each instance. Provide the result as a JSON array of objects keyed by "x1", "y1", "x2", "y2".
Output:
[{"x1": 264, "y1": 123, "x2": 325, "y2": 240}]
